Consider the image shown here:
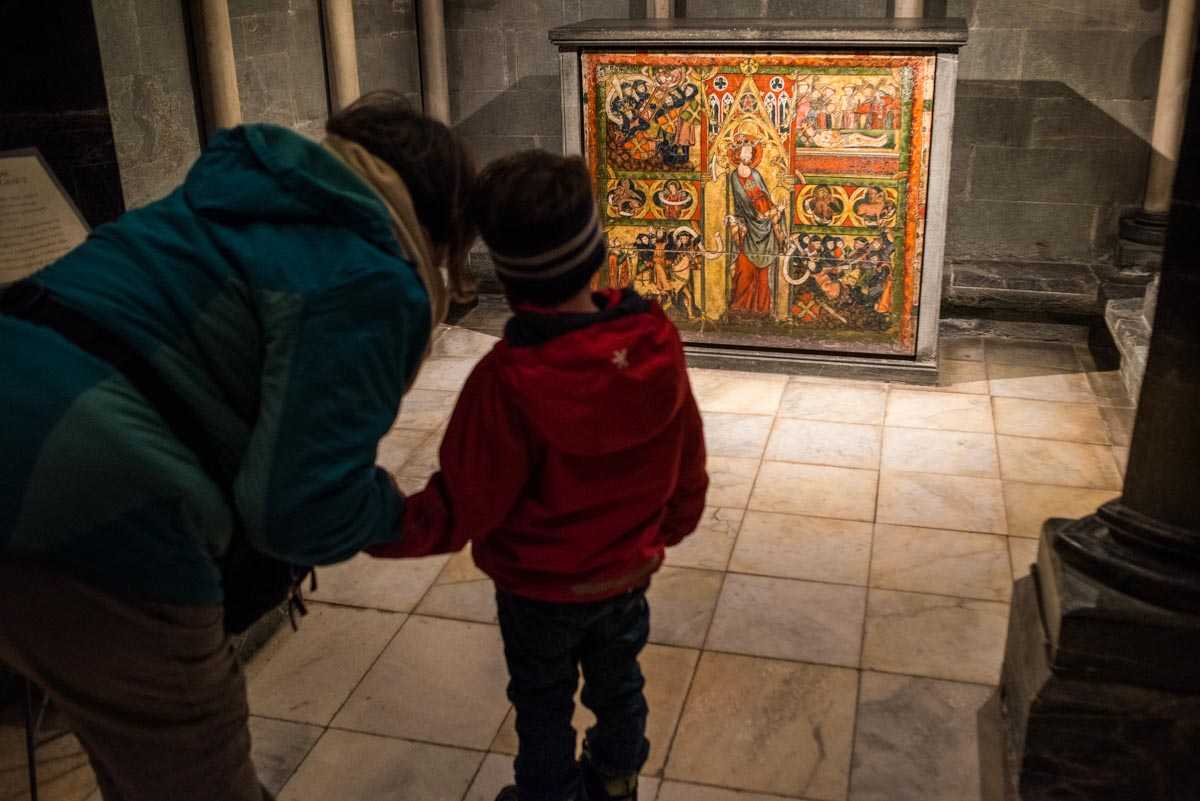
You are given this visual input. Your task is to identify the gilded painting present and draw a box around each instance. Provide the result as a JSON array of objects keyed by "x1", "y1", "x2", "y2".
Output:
[{"x1": 582, "y1": 53, "x2": 935, "y2": 355}]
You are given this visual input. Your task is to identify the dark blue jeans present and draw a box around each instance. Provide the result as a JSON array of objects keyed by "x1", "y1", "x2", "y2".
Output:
[{"x1": 496, "y1": 588, "x2": 651, "y2": 801}]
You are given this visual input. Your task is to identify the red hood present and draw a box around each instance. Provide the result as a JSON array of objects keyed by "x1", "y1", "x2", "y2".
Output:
[{"x1": 493, "y1": 290, "x2": 688, "y2": 456}]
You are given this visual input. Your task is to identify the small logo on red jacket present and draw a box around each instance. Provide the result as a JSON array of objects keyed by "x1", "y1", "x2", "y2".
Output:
[{"x1": 611, "y1": 348, "x2": 629, "y2": 369}]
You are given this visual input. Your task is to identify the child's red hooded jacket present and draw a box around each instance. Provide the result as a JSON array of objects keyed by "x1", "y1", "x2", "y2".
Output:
[{"x1": 369, "y1": 289, "x2": 708, "y2": 602}]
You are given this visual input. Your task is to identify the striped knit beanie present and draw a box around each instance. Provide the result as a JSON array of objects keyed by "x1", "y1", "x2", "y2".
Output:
[{"x1": 487, "y1": 203, "x2": 607, "y2": 306}]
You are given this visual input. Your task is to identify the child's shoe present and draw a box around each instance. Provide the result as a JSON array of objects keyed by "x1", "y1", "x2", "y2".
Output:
[{"x1": 581, "y1": 757, "x2": 638, "y2": 801}]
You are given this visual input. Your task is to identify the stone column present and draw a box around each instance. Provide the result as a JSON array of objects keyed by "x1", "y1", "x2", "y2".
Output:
[
  {"x1": 320, "y1": 0, "x2": 360, "y2": 112},
  {"x1": 191, "y1": 0, "x2": 241, "y2": 133},
  {"x1": 647, "y1": 0, "x2": 673, "y2": 18},
  {"x1": 417, "y1": 0, "x2": 450, "y2": 124},
  {"x1": 980, "y1": 44, "x2": 1200, "y2": 801},
  {"x1": 1121, "y1": 0, "x2": 1198, "y2": 248},
  {"x1": 893, "y1": 0, "x2": 925, "y2": 17}
]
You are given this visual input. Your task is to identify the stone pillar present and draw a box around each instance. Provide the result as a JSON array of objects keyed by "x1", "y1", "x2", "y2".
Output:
[
  {"x1": 647, "y1": 0, "x2": 673, "y2": 18},
  {"x1": 321, "y1": 0, "x2": 360, "y2": 112},
  {"x1": 1119, "y1": 0, "x2": 1198, "y2": 263},
  {"x1": 894, "y1": 0, "x2": 925, "y2": 17},
  {"x1": 191, "y1": 0, "x2": 241, "y2": 133},
  {"x1": 980, "y1": 44, "x2": 1200, "y2": 801},
  {"x1": 417, "y1": 0, "x2": 450, "y2": 124}
]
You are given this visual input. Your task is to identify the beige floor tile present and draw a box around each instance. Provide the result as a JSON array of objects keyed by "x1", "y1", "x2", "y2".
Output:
[
  {"x1": 750, "y1": 461, "x2": 878, "y2": 522},
  {"x1": 777, "y1": 381, "x2": 888, "y2": 425},
  {"x1": 667, "y1": 507, "x2": 744, "y2": 571},
  {"x1": 397, "y1": 427, "x2": 445, "y2": 479},
  {"x1": 992, "y1": 397, "x2": 1110, "y2": 444},
  {"x1": 881, "y1": 427, "x2": 999, "y2": 478},
  {"x1": 1008, "y1": 536, "x2": 1039, "y2": 579},
  {"x1": 1086, "y1": 369, "x2": 1136, "y2": 407},
  {"x1": 464, "y1": 753, "x2": 661, "y2": 801},
  {"x1": 666, "y1": 652, "x2": 857, "y2": 800},
  {"x1": 870, "y1": 524, "x2": 1012, "y2": 602},
  {"x1": 984, "y1": 339, "x2": 1081, "y2": 370},
  {"x1": 729, "y1": 511, "x2": 872, "y2": 586},
  {"x1": 332, "y1": 616, "x2": 510, "y2": 749},
  {"x1": 311, "y1": 553, "x2": 448, "y2": 611},
  {"x1": 939, "y1": 337, "x2": 985, "y2": 362},
  {"x1": 433, "y1": 327, "x2": 499, "y2": 359},
  {"x1": 646, "y1": 566, "x2": 724, "y2": 648},
  {"x1": 1099, "y1": 404, "x2": 1135, "y2": 446},
  {"x1": 491, "y1": 644, "x2": 700, "y2": 777},
  {"x1": 657, "y1": 783, "x2": 792, "y2": 801},
  {"x1": 862, "y1": 589, "x2": 1008, "y2": 685},
  {"x1": 688, "y1": 368, "x2": 788, "y2": 416},
  {"x1": 278, "y1": 729, "x2": 482, "y2": 801},
  {"x1": 248, "y1": 716, "x2": 323, "y2": 796},
  {"x1": 707, "y1": 574, "x2": 866, "y2": 667},
  {"x1": 1113, "y1": 445, "x2": 1130, "y2": 475},
  {"x1": 1001, "y1": 482, "x2": 1119, "y2": 538},
  {"x1": 987, "y1": 363, "x2": 1095, "y2": 403},
  {"x1": 248, "y1": 604, "x2": 405, "y2": 725},
  {"x1": 378, "y1": 428, "x2": 432, "y2": 474},
  {"x1": 884, "y1": 390, "x2": 994, "y2": 433},
  {"x1": 876, "y1": 471, "x2": 1007, "y2": 534},
  {"x1": 702, "y1": 412, "x2": 774, "y2": 459},
  {"x1": 393, "y1": 388, "x2": 456, "y2": 431},
  {"x1": 413, "y1": 356, "x2": 480, "y2": 392},
  {"x1": 849, "y1": 671, "x2": 992, "y2": 801},
  {"x1": 416, "y1": 579, "x2": 499, "y2": 624},
  {"x1": 997, "y1": 435, "x2": 1123, "y2": 489},
  {"x1": 0, "y1": 725, "x2": 96, "y2": 801},
  {"x1": 765, "y1": 418, "x2": 882, "y2": 470},
  {"x1": 438, "y1": 544, "x2": 487, "y2": 584},
  {"x1": 706, "y1": 456, "x2": 760, "y2": 508},
  {"x1": 898, "y1": 359, "x2": 989, "y2": 395}
]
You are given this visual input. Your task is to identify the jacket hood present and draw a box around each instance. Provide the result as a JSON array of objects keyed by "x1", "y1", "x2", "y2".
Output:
[
  {"x1": 182, "y1": 124, "x2": 400, "y2": 257},
  {"x1": 495, "y1": 289, "x2": 688, "y2": 456}
]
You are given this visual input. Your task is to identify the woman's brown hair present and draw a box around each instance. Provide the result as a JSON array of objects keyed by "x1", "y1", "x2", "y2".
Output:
[{"x1": 326, "y1": 91, "x2": 477, "y2": 300}]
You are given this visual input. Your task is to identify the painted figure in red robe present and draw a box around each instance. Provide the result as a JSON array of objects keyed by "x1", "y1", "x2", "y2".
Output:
[{"x1": 726, "y1": 134, "x2": 785, "y2": 318}]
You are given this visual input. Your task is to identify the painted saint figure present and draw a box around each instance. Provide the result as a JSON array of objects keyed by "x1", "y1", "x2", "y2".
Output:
[
  {"x1": 654, "y1": 180, "x2": 694, "y2": 219},
  {"x1": 726, "y1": 134, "x2": 786, "y2": 317}
]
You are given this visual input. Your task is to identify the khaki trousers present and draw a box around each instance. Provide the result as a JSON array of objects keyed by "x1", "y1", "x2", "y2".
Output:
[{"x1": 0, "y1": 562, "x2": 272, "y2": 801}]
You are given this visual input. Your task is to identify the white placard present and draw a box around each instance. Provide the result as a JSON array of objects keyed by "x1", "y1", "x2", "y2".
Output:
[{"x1": 0, "y1": 149, "x2": 90, "y2": 285}]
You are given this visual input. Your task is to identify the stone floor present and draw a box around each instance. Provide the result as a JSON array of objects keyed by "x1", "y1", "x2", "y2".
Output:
[{"x1": 1, "y1": 320, "x2": 1137, "y2": 801}]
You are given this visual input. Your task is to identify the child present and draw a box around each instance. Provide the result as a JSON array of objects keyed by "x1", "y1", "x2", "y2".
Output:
[{"x1": 369, "y1": 151, "x2": 708, "y2": 801}]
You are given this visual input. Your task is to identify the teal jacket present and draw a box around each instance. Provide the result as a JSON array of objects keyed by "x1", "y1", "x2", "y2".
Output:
[{"x1": 0, "y1": 125, "x2": 430, "y2": 605}]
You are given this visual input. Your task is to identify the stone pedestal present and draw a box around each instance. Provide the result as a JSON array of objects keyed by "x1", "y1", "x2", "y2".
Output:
[{"x1": 982, "y1": 35, "x2": 1200, "y2": 801}]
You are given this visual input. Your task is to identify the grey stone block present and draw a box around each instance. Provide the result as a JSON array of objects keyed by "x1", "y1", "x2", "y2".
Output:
[
  {"x1": 682, "y1": 0, "x2": 888, "y2": 17},
  {"x1": 510, "y1": 28, "x2": 561, "y2": 90},
  {"x1": 353, "y1": 0, "x2": 415, "y2": 38},
  {"x1": 136, "y1": 21, "x2": 193, "y2": 84},
  {"x1": 579, "y1": 0, "x2": 641, "y2": 19},
  {"x1": 1022, "y1": 30, "x2": 1163, "y2": 100},
  {"x1": 947, "y1": 259, "x2": 1101, "y2": 313},
  {"x1": 973, "y1": 0, "x2": 1164, "y2": 31},
  {"x1": 228, "y1": 0, "x2": 282, "y2": 16},
  {"x1": 957, "y1": 79, "x2": 1022, "y2": 99},
  {"x1": 232, "y1": 11, "x2": 292, "y2": 58},
  {"x1": 447, "y1": 28, "x2": 511, "y2": 91},
  {"x1": 447, "y1": 0, "x2": 563, "y2": 31},
  {"x1": 1105, "y1": 296, "x2": 1150, "y2": 399},
  {"x1": 287, "y1": 6, "x2": 329, "y2": 122},
  {"x1": 970, "y1": 145, "x2": 1133, "y2": 205},
  {"x1": 946, "y1": 199, "x2": 1099, "y2": 262},
  {"x1": 1028, "y1": 96, "x2": 1150, "y2": 149},
  {"x1": 461, "y1": 134, "x2": 541, "y2": 165},
  {"x1": 237, "y1": 52, "x2": 298, "y2": 126},
  {"x1": 357, "y1": 32, "x2": 422, "y2": 95},
  {"x1": 132, "y1": 0, "x2": 184, "y2": 29},
  {"x1": 92, "y1": 0, "x2": 140, "y2": 77},
  {"x1": 949, "y1": 142, "x2": 973, "y2": 199},
  {"x1": 958, "y1": 28, "x2": 1026, "y2": 82},
  {"x1": 954, "y1": 94, "x2": 1029, "y2": 147},
  {"x1": 453, "y1": 88, "x2": 560, "y2": 138}
]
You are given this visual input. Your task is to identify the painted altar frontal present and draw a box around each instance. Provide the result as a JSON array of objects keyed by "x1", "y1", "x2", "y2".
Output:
[
  {"x1": 585, "y1": 52, "x2": 932, "y2": 356},
  {"x1": 552, "y1": 19, "x2": 967, "y2": 371}
]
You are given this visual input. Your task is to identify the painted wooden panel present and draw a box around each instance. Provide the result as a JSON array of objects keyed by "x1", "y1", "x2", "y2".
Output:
[{"x1": 582, "y1": 52, "x2": 936, "y2": 356}]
